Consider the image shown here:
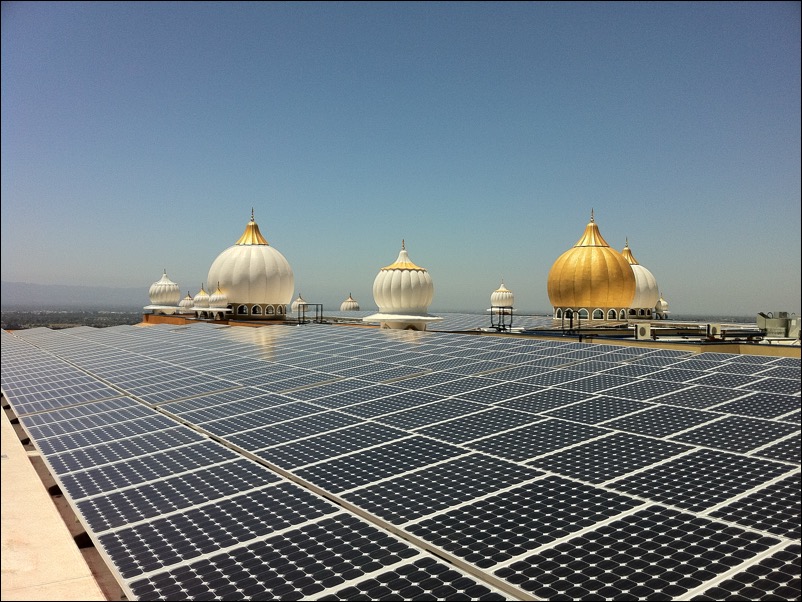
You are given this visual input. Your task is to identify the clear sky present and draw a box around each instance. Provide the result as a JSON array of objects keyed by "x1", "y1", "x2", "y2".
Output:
[{"x1": 2, "y1": 1, "x2": 800, "y2": 317}]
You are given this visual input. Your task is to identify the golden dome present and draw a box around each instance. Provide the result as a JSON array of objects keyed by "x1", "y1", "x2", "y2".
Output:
[{"x1": 547, "y1": 212, "x2": 636, "y2": 310}]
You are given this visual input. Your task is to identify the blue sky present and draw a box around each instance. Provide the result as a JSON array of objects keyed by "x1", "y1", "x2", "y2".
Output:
[{"x1": 2, "y1": 1, "x2": 800, "y2": 316}]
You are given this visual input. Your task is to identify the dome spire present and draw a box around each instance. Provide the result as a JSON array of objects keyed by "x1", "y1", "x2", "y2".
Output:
[
  {"x1": 622, "y1": 238, "x2": 639, "y2": 265},
  {"x1": 235, "y1": 210, "x2": 269, "y2": 245},
  {"x1": 575, "y1": 210, "x2": 610, "y2": 247},
  {"x1": 381, "y1": 240, "x2": 425, "y2": 271}
]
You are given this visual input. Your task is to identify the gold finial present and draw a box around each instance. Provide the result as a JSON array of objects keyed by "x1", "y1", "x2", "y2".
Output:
[
  {"x1": 590, "y1": 208, "x2": 595, "y2": 223},
  {"x1": 251, "y1": 207, "x2": 255, "y2": 221},
  {"x1": 625, "y1": 237, "x2": 629, "y2": 247},
  {"x1": 402, "y1": 239, "x2": 405, "y2": 250}
]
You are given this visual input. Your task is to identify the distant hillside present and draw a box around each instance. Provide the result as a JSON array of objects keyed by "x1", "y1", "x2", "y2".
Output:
[{"x1": 1, "y1": 281, "x2": 148, "y2": 310}]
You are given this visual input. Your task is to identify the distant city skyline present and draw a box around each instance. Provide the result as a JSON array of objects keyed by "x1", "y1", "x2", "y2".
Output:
[{"x1": 2, "y1": 2, "x2": 800, "y2": 316}]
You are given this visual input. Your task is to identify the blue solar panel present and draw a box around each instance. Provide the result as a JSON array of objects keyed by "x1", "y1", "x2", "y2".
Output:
[{"x1": 2, "y1": 324, "x2": 799, "y2": 602}]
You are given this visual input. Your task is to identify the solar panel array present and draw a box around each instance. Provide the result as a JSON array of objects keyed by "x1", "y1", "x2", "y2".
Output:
[{"x1": 1, "y1": 321, "x2": 799, "y2": 601}]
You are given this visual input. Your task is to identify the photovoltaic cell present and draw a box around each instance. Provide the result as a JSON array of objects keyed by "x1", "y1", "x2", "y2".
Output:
[
  {"x1": 407, "y1": 477, "x2": 644, "y2": 569},
  {"x1": 752, "y1": 436, "x2": 801, "y2": 464},
  {"x1": 711, "y1": 391, "x2": 800, "y2": 418},
  {"x1": 608, "y1": 449, "x2": 795, "y2": 512},
  {"x1": 128, "y1": 513, "x2": 508, "y2": 601},
  {"x1": 709, "y1": 473, "x2": 801, "y2": 539},
  {"x1": 528, "y1": 433, "x2": 692, "y2": 483},
  {"x1": 691, "y1": 544, "x2": 801, "y2": 601},
  {"x1": 494, "y1": 505, "x2": 781, "y2": 601},
  {"x1": 57, "y1": 440, "x2": 242, "y2": 497},
  {"x1": 75, "y1": 458, "x2": 282, "y2": 532},
  {"x1": 253, "y1": 422, "x2": 408, "y2": 469},
  {"x1": 371, "y1": 398, "x2": 488, "y2": 429},
  {"x1": 415, "y1": 407, "x2": 545, "y2": 444},
  {"x1": 543, "y1": 396, "x2": 654, "y2": 424},
  {"x1": 100, "y1": 482, "x2": 339, "y2": 579},
  {"x1": 294, "y1": 436, "x2": 467, "y2": 493},
  {"x1": 668, "y1": 415, "x2": 800, "y2": 453},
  {"x1": 602, "y1": 405, "x2": 724, "y2": 437},
  {"x1": 342, "y1": 454, "x2": 544, "y2": 524},
  {"x1": 466, "y1": 419, "x2": 609, "y2": 461}
]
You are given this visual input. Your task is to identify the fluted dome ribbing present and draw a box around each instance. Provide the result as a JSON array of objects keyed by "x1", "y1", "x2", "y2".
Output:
[
  {"x1": 340, "y1": 293, "x2": 360, "y2": 311},
  {"x1": 291, "y1": 293, "x2": 307, "y2": 313},
  {"x1": 193, "y1": 285, "x2": 210, "y2": 308},
  {"x1": 372, "y1": 241, "x2": 434, "y2": 314},
  {"x1": 547, "y1": 213, "x2": 636, "y2": 310},
  {"x1": 208, "y1": 284, "x2": 228, "y2": 309},
  {"x1": 622, "y1": 241, "x2": 659, "y2": 310},
  {"x1": 179, "y1": 292, "x2": 194, "y2": 311},
  {"x1": 490, "y1": 281, "x2": 514, "y2": 308},
  {"x1": 149, "y1": 270, "x2": 181, "y2": 306},
  {"x1": 206, "y1": 214, "x2": 294, "y2": 306}
]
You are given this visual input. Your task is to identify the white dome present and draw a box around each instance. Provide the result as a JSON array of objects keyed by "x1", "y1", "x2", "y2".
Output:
[
  {"x1": 622, "y1": 241, "x2": 659, "y2": 310},
  {"x1": 490, "y1": 281, "x2": 514, "y2": 308},
  {"x1": 630, "y1": 264, "x2": 659, "y2": 309},
  {"x1": 149, "y1": 270, "x2": 181, "y2": 306},
  {"x1": 179, "y1": 292, "x2": 194, "y2": 311},
  {"x1": 372, "y1": 242, "x2": 434, "y2": 314},
  {"x1": 291, "y1": 293, "x2": 307, "y2": 313},
  {"x1": 656, "y1": 293, "x2": 670, "y2": 313},
  {"x1": 193, "y1": 285, "x2": 210, "y2": 308},
  {"x1": 340, "y1": 293, "x2": 360, "y2": 311},
  {"x1": 208, "y1": 284, "x2": 228, "y2": 309},
  {"x1": 206, "y1": 214, "x2": 294, "y2": 306}
]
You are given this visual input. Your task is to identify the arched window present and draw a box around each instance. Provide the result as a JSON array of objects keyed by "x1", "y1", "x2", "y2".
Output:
[
  {"x1": 266, "y1": 306, "x2": 275, "y2": 315},
  {"x1": 565, "y1": 309, "x2": 573, "y2": 319},
  {"x1": 555, "y1": 308, "x2": 563, "y2": 319},
  {"x1": 578, "y1": 308, "x2": 589, "y2": 319},
  {"x1": 252, "y1": 305, "x2": 262, "y2": 315},
  {"x1": 592, "y1": 309, "x2": 604, "y2": 320},
  {"x1": 237, "y1": 305, "x2": 248, "y2": 315},
  {"x1": 607, "y1": 309, "x2": 617, "y2": 320},
  {"x1": 277, "y1": 305, "x2": 285, "y2": 314},
  {"x1": 619, "y1": 309, "x2": 626, "y2": 320},
  {"x1": 628, "y1": 309, "x2": 637, "y2": 316}
]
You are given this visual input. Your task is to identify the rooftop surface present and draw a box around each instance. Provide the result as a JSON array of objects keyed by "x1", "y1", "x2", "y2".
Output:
[{"x1": 1, "y1": 318, "x2": 799, "y2": 601}]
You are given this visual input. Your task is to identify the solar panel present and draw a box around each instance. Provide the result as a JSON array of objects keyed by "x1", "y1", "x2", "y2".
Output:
[{"x1": 1, "y1": 324, "x2": 799, "y2": 602}]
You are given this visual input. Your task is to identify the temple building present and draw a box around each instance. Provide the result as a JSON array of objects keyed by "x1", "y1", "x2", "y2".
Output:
[{"x1": 143, "y1": 211, "x2": 294, "y2": 322}]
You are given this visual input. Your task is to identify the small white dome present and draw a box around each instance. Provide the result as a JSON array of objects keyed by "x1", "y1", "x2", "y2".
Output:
[
  {"x1": 291, "y1": 293, "x2": 307, "y2": 313},
  {"x1": 149, "y1": 270, "x2": 181, "y2": 306},
  {"x1": 490, "y1": 281, "x2": 514, "y2": 308},
  {"x1": 193, "y1": 284, "x2": 210, "y2": 308},
  {"x1": 340, "y1": 293, "x2": 360, "y2": 311},
  {"x1": 372, "y1": 241, "x2": 434, "y2": 314},
  {"x1": 209, "y1": 283, "x2": 228, "y2": 309},
  {"x1": 622, "y1": 241, "x2": 659, "y2": 310},
  {"x1": 179, "y1": 292, "x2": 194, "y2": 311}
]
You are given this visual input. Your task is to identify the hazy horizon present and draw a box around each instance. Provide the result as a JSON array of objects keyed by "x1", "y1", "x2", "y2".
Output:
[{"x1": 2, "y1": 3, "x2": 800, "y2": 317}]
